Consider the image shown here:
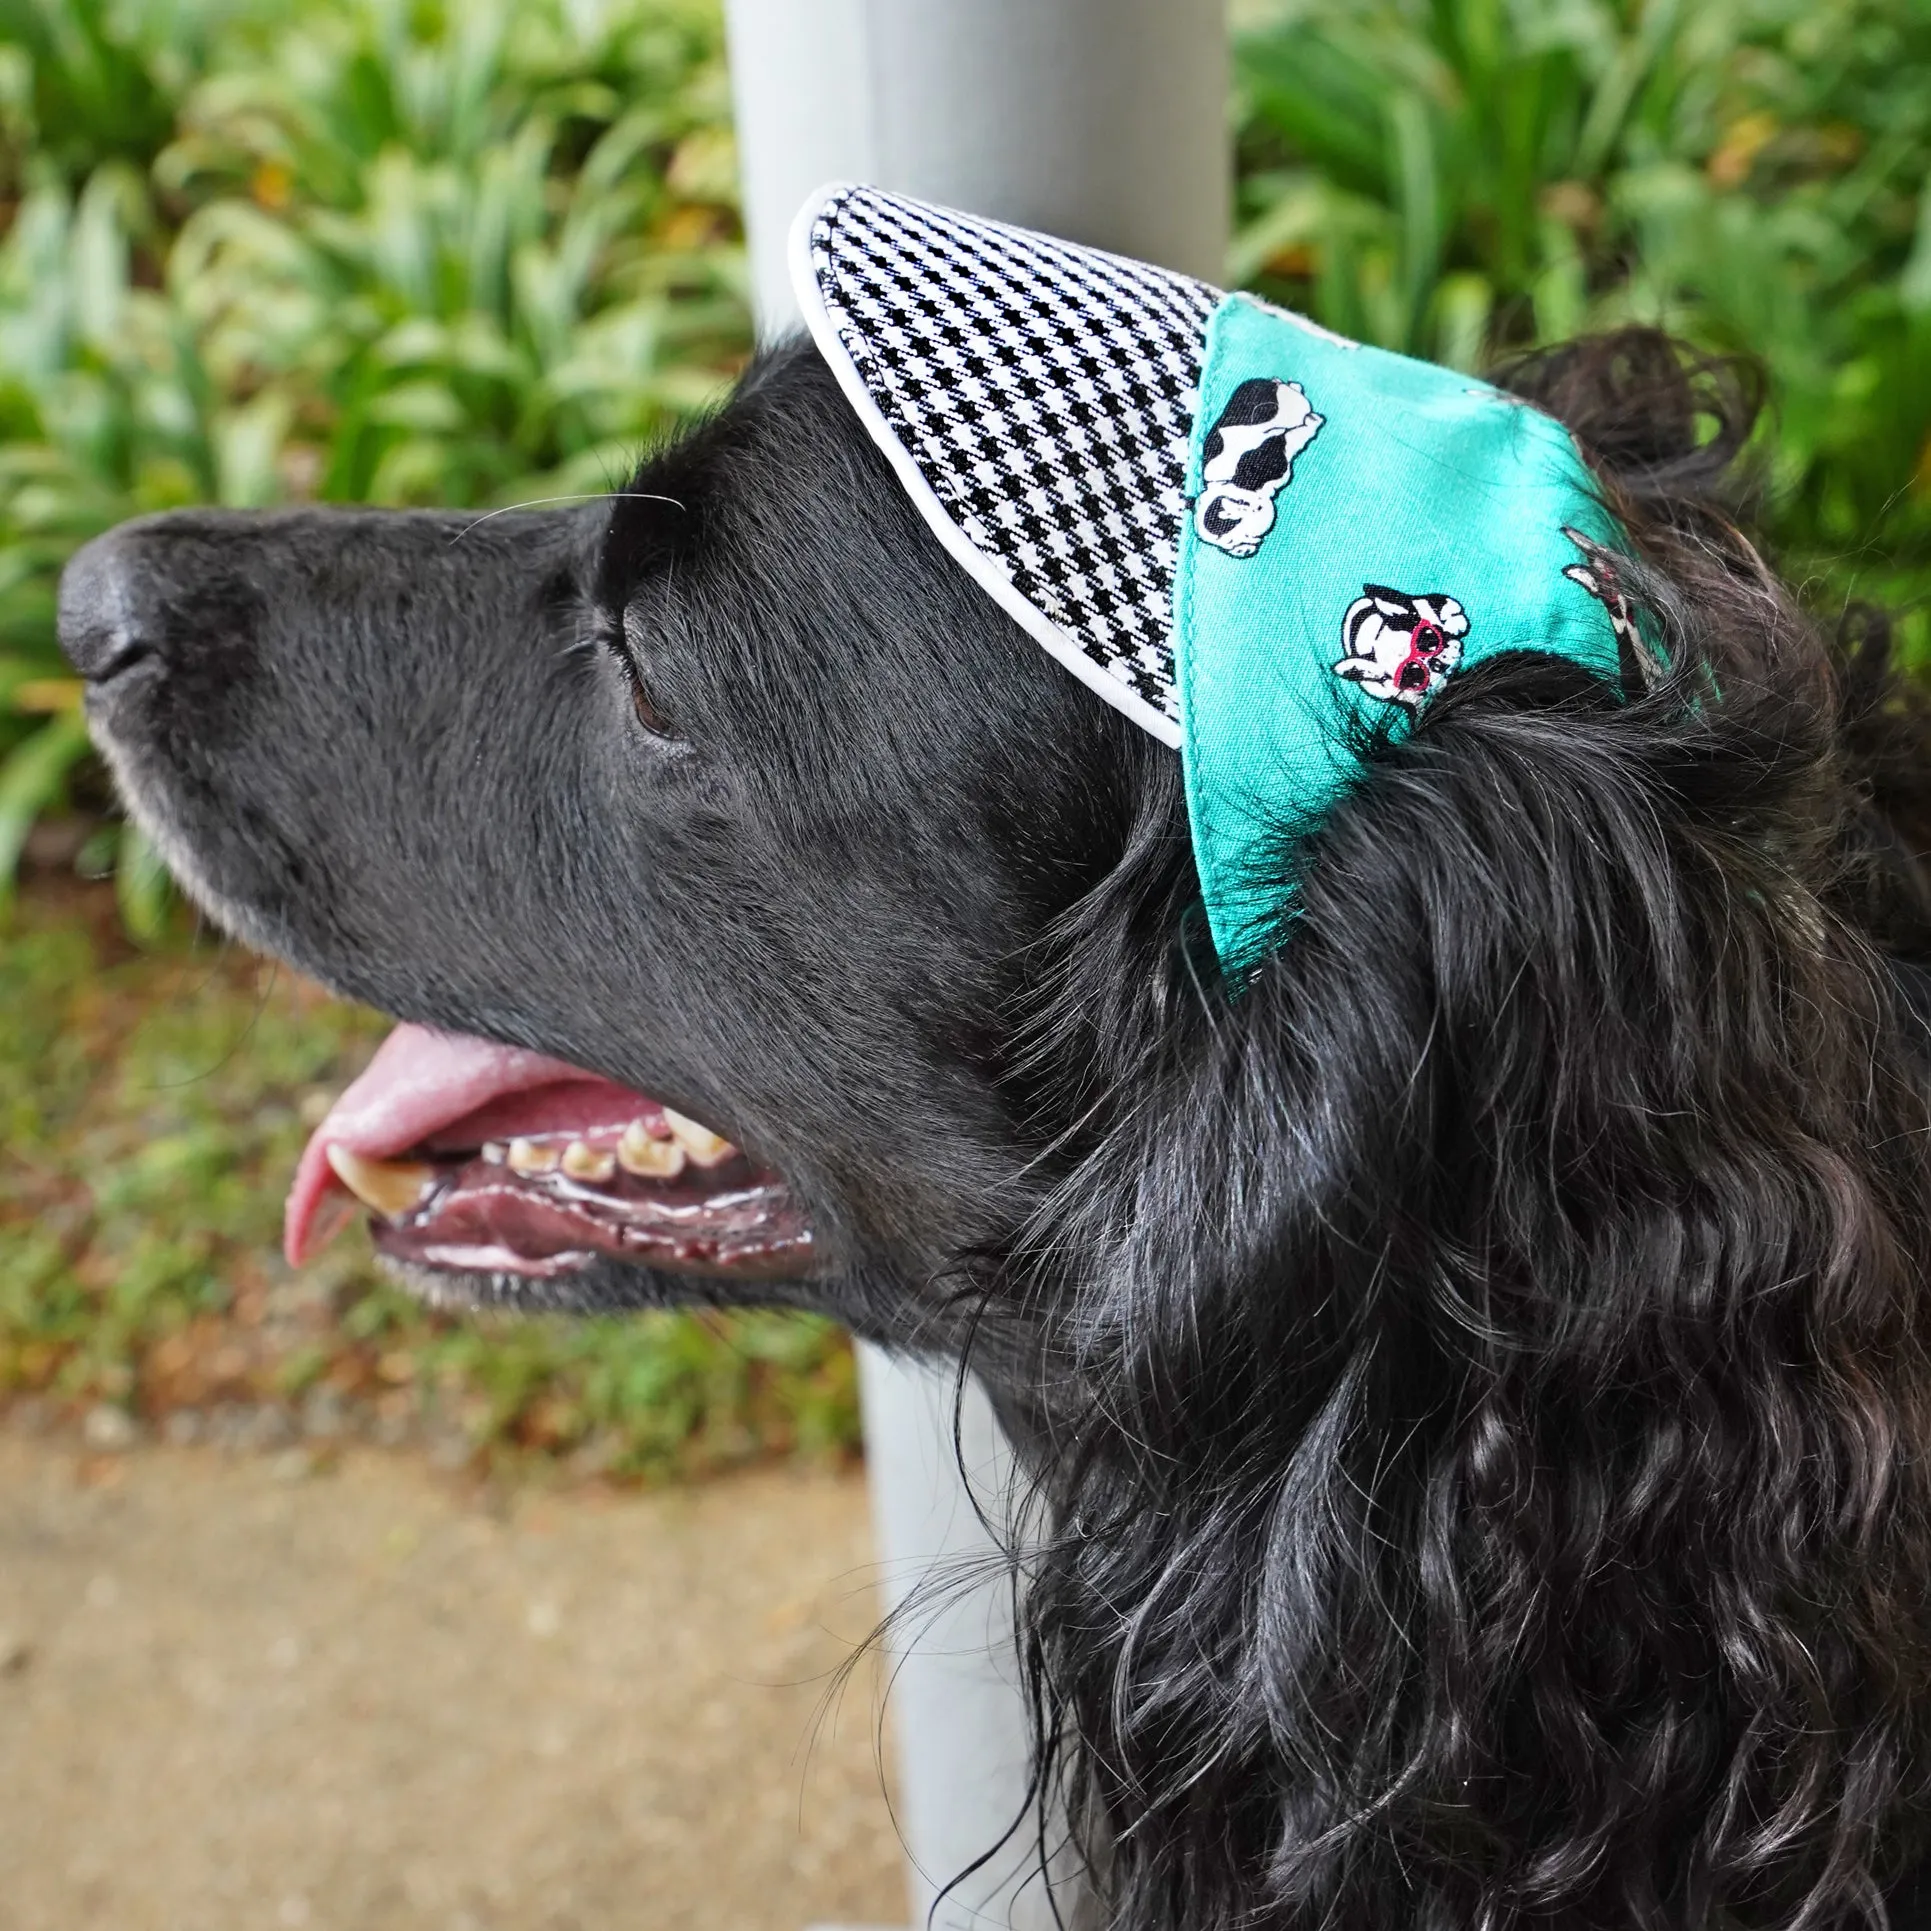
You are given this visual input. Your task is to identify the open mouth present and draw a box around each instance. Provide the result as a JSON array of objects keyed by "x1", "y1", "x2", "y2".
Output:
[{"x1": 286, "y1": 1026, "x2": 812, "y2": 1283}]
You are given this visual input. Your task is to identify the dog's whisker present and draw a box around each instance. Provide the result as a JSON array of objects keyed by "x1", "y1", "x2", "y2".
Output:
[{"x1": 447, "y1": 490, "x2": 687, "y2": 544}]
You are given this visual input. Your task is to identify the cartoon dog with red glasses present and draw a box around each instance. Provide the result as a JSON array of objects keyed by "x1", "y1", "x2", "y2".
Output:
[{"x1": 1334, "y1": 585, "x2": 1469, "y2": 706}]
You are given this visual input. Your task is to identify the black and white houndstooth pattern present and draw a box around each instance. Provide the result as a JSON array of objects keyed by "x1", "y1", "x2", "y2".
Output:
[{"x1": 804, "y1": 186, "x2": 1217, "y2": 726}]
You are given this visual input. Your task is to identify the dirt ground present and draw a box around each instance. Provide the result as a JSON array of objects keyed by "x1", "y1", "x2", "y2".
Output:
[{"x1": 0, "y1": 1431, "x2": 907, "y2": 1931}]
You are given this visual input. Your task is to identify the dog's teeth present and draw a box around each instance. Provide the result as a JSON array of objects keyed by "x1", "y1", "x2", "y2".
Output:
[
  {"x1": 661, "y1": 1108, "x2": 734, "y2": 1167},
  {"x1": 326, "y1": 1145, "x2": 435, "y2": 1220},
  {"x1": 506, "y1": 1137, "x2": 560, "y2": 1176},
  {"x1": 617, "y1": 1119, "x2": 687, "y2": 1178},
  {"x1": 482, "y1": 1142, "x2": 507, "y2": 1165},
  {"x1": 560, "y1": 1139, "x2": 617, "y2": 1184}
]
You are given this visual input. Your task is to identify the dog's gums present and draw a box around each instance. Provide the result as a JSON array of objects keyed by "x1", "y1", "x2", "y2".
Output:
[
  {"x1": 337, "y1": 1136, "x2": 809, "y2": 1282},
  {"x1": 286, "y1": 1025, "x2": 812, "y2": 1283}
]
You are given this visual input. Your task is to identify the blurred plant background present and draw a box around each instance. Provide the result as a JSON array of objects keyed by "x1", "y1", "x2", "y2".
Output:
[
  {"x1": 1233, "y1": 0, "x2": 1931, "y2": 622},
  {"x1": 2, "y1": 0, "x2": 1928, "y2": 1473}
]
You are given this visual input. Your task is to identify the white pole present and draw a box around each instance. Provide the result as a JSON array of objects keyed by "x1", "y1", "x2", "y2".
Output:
[
  {"x1": 852, "y1": 1352, "x2": 1049, "y2": 1930},
  {"x1": 727, "y1": 0, "x2": 1229, "y2": 321},
  {"x1": 721, "y1": 5, "x2": 1230, "y2": 1925}
]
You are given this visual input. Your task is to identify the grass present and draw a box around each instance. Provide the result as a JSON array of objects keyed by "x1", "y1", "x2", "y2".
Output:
[{"x1": 0, "y1": 879, "x2": 859, "y2": 1478}]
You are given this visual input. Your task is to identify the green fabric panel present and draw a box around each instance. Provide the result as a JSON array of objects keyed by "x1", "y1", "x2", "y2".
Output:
[{"x1": 1175, "y1": 292, "x2": 1631, "y2": 968}]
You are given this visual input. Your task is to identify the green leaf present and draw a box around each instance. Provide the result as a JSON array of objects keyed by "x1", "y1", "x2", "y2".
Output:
[
  {"x1": 113, "y1": 819, "x2": 173, "y2": 944},
  {"x1": 0, "y1": 710, "x2": 89, "y2": 901}
]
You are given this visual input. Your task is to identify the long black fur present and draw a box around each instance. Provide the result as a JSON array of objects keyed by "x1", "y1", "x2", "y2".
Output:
[{"x1": 58, "y1": 328, "x2": 1931, "y2": 1931}]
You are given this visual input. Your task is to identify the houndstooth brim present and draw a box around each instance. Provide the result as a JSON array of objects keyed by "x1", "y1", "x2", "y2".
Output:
[{"x1": 790, "y1": 184, "x2": 1219, "y2": 746}]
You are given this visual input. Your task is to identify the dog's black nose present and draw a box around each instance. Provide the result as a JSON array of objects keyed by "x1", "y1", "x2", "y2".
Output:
[
  {"x1": 57, "y1": 517, "x2": 268, "y2": 733},
  {"x1": 58, "y1": 530, "x2": 154, "y2": 683}
]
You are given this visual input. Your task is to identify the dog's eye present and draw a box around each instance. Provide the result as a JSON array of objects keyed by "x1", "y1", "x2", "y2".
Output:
[
  {"x1": 628, "y1": 673, "x2": 673, "y2": 738},
  {"x1": 596, "y1": 610, "x2": 676, "y2": 741}
]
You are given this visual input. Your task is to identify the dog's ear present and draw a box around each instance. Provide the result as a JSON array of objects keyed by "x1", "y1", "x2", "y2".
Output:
[{"x1": 1019, "y1": 633, "x2": 1931, "y2": 1931}]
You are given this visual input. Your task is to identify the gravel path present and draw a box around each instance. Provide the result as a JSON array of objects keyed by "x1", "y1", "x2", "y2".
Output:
[{"x1": 0, "y1": 1435, "x2": 905, "y2": 1931}]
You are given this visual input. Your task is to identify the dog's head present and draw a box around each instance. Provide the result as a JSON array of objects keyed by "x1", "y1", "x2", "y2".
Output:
[
  {"x1": 57, "y1": 330, "x2": 1931, "y2": 1931},
  {"x1": 57, "y1": 344, "x2": 1172, "y2": 1345}
]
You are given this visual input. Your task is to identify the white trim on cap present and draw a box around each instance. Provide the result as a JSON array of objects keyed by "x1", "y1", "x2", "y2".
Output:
[{"x1": 787, "y1": 182, "x2": 1185, "y2": 750}]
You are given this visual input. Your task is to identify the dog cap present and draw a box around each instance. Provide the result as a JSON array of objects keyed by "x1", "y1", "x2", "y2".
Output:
[{"x1": 790, "y1": 184, "x2": 1647, "y2": 968}]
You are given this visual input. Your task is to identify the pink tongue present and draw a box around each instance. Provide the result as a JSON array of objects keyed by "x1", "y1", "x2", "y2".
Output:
[{"x1": 284, "y1": 1024, "x2": 637, "y2": 1267}]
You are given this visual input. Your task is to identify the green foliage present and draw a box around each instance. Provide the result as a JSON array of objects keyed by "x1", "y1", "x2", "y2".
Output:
[
  {"x1": 153, "y1": 0, "x2": 746, "y2": 504},
  {"x1": 1233, "y1": 0, "x2": 1931, "y2": 629},
  {"x1": 0, "y1": 0, "x2": 224, "y2": 191},
  {"x1": 0, "y1": 0, "x2": 749, "y2": 901},
  {"x1": 0, "y1": 895, "x2": 859, "y2": 1476}
]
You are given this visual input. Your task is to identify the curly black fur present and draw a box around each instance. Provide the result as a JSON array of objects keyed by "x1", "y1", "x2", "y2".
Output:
[{"x1": 1003, "y1": 333, "x2": 1931, "y2": 1931}]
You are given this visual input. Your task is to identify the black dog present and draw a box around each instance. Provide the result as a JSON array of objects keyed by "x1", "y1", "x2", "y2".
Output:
[{"x1": 58, "y1": 329, "x2": 1931, "y2": 1931}]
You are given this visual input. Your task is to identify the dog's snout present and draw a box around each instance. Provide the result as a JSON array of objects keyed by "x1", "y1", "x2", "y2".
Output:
[
  {"x1": 58, "y1": 530, "x2": 155, "y2": 684},
  {"x1": 57, "y1": 515, "x2": 269, "y2": 721}
]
